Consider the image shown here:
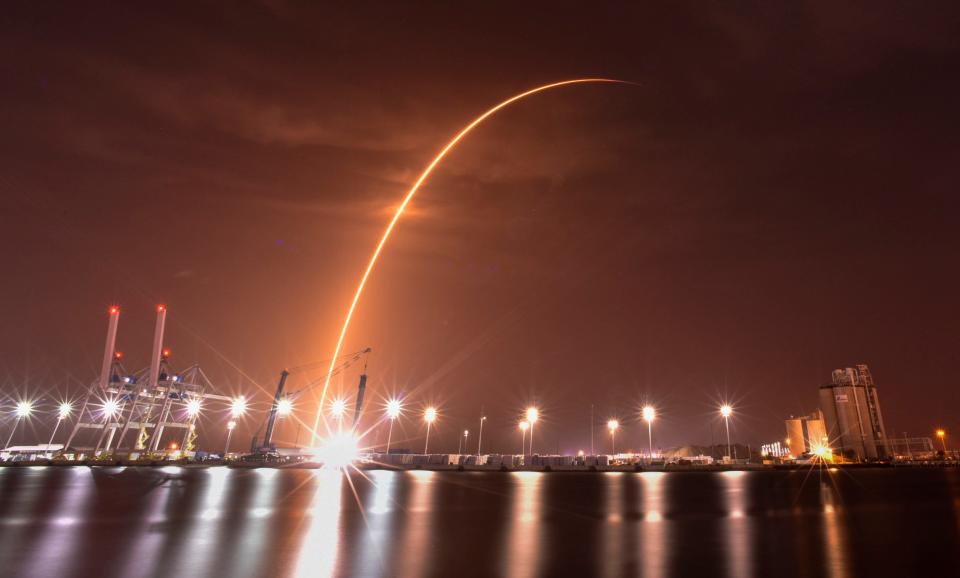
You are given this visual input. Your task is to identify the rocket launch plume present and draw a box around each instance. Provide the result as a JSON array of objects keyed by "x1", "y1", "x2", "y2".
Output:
[{"x1": 310, "y1": 78, "x2": 632, "y2": 445}]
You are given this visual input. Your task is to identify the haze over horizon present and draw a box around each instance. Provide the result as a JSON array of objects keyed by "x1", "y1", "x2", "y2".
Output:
[{"x1": 1, "y1": 2, "x2": 958, "y2": 453}]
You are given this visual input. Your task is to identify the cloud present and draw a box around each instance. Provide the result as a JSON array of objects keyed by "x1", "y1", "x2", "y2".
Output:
[{"x1": 76, "y1": 49, "x2": 439, "y2": 153}]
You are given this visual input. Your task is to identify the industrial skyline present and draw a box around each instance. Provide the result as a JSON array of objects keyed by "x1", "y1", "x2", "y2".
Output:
[{"x1": 1, "y1": 304, "x2": 950, "y2": 462}]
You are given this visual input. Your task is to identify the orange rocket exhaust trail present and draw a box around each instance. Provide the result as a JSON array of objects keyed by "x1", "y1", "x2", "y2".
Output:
[{"x1": 310, "y1": 78, "x2": 632, "y2": 446}]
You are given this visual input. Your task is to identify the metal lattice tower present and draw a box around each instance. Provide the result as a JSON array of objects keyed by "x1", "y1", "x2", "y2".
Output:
[{"x1": 64, "y1": 305, "x2": 231, "y2": 457}]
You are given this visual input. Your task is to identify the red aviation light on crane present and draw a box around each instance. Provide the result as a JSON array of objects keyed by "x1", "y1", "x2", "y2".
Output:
[
  {"x1": 114, "y1": 351, "x2": 124, "y2": 360},
  {"x1": 108, "y1": 305, "x2": 120, "y2": 315},
  {"x1": 157, "y1": 304, "x2": 166, "y2": 313},
  {"x1": 161, "y1": 348, "x2": 172, "y2": 359}
]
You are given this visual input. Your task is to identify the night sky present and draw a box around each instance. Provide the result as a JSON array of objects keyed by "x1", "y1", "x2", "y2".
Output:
[{"x1": 1, "y1": 2, "x2": 958, "y2": 453}]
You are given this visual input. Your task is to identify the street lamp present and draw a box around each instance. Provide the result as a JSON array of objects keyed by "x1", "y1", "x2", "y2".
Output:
[
  {"x1": 720, "y1": 404, "x2": 733, "y2": 461},
  {"x1": 186, "y1": 397, "x2": 203, "y2": 418},
  {"x1": 607, "y1": 419, "x2": 619, "y2": 455},
  {"x1": 477, "y1": 416, "x2": 487, "y2": 455},
  {"x1": 330, "y1": 398, "x2": 348, "y2": 432},
  {"x1": 423, "y1": 407, "x2": 437, "y2": 454},
  {"x1": 936, "y1": 429, "x2": 947, "y2": 456},
  {"x1": 222, "y1": 396, "x2": 247, "y2": 458},
  {"x1": 459, "y1": 429, "x2": 469, "y2": 454},
  {"x1": 102, "y1": 398, "x2": 120, "y2": 420},
  {"x1": 607, "y1": 419, "x2": 620, "y2": 455},
  {"x1": 224, "y1": 420, "x2": 237, "y2": 457},
  {"x1": 4, "y1": 401, "x2": 33, "y2": 449},
  {"x1": 526, "y1": 407, "x2": 539, "y2": 455},
  {"x1": 93, "y1": 397, "x2": 121, "y2": 456},
  {"x1": 384, "y1": 398, "x2": 402, "y2": 454},
  {"x1": 230, "y1": 396, "x2": 248, "y2": 418},
  {"x1": 519, "y1": 420, "x2": 529, "y2": 455},
  {"x1": 46, "y1": 401, "x2": 74, "y2": 452},
  {"x1": 642, "y1": 405, "x2": 655, "y2": 459}
]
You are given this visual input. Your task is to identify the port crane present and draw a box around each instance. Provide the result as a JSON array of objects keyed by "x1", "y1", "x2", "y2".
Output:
[{"x1": 252, "y1": 347, "x2": 371, "y2": 451}]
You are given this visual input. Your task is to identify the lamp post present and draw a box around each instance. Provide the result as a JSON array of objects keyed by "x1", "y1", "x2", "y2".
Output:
[
  {"x1": 477, "y1": 415, "x2": 487, "y2": 455},
  {"x1": 46, "y1": 402, "x2": 73, "y2": 454},
  {"x1": 385, "y1": 398, "x2": 402, "y2": 454},
  {"x1": 526, "y1": 407, "x2": 539, "y2": 455},
  {"x1": 721, "y1": 405, "x2": 733, "y2": 461},
  {"x1": 94, "y1": 397, "x2": 121, "y2": 456},
  {"x1": 607, "y1": 419, "x2": 619, "y2": 455},
  {"x1": 642, "y1": 405, "x2": 655, "y2": 459},
  {"x1": 330, "y1": 399, "x2": 347, "y2": 433},
  {"x1": 459, "y1": 429, "x2": 469, "y2": 454},
  {"x1": 423, "y1": 407, "x2": 437, "y2": 454},
  {"x1": 224, "y1": 421, "x2": 236, "y2": 457},
  {"x1": 4, "y1": 401, "x2": 33, "y2": 450},
  {"x1": 936, "y1": 429, "x2": 948, "y2": 457},
  {"x1": 519, "y1": 420, "x2": 529, "y2": 455},
  {"x1": 182, "y1": 397, "x2": 203, "y2": 451},
  {"x1": 224, "y1": 396, "x2": 247, "y2": 457}
]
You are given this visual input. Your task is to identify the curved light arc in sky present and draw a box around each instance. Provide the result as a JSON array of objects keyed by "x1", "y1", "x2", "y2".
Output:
[{"x1": 310, "y1": 78, "x2": 632, "y2": 445}]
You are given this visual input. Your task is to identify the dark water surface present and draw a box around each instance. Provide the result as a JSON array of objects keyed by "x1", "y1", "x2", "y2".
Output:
[{"x1": 0, "y1": 466, "x2": 957, "y2": 577}]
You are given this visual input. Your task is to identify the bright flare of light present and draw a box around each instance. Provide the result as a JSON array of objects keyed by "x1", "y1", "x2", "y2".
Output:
[
  {"x1": 526, "y1": 407, "x2": 539, "y2": 425},
  {"x1": 227, "y1": 420, "x2": 237, "y2": 431},
  {"x1": 811, "y1": 443, "x2": 833, "y2": 461},
  {"x1": 642, "y1": 405, "x2": 655, "y2": 422},
  {"x1": 463, "y1": 430, "x2": 469, "y2": 437},
  {"x1": 607, "y1": 419, "x2": 620, "y2": 433},
  {"x1": 186, "y1": 398, "x2": 202, "y2": 418},
  {"x1": 102, "y1": 398, "x2": 120, "y2": 419},
  {"x1": 720, "y1": 404, "x2": 733, "y2": 418},
  {"x1": 519, "y1": 420, "x2": 530, "y2": 432},
  {"x1": 316, "y1": 432, "x2": 359, "y2": 470},
  {"x1": 386, "y1": 398, "x2": 402, "y2": 419},
  {"x1": 424, "y1": 407, "x2": 437, "y2": 424},
  {"x1": 58, "y1": 402, "x2": 73, "y2": 420},
  {"x1": 231, "y1": 396, "x2": 248, "y2": 418},
  {"x1": 309, "y1": 78, "x2": 632, "y2": 445},
  {"x1": 14, "y1": 400, "x2": 33, "y2": 418},
  {"x1": 329, "y1": 398, "x2": 348, "y2": 419},
  {"x1": 936, "y1": 429, "x2": 946, "y2": 438},
  {"x1": 277, "y1": 398, "x2": 294, "y2": 416}
]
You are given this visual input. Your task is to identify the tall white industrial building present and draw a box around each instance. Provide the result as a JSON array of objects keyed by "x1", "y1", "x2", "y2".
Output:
[{"x1": 818, "y1": 364, "x2": 889, "y2": 460}]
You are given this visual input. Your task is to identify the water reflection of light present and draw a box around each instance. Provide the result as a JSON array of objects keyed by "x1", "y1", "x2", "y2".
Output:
[
  {"x1": 292, "y1": 469, "x2": 344, "y2": 578},
  {"x1": 116, "y1": 469, "x2": 176, "y2": 577},
  {"x1": 183, "y1": 468, "x2": 234, "y2": 577},
  {"x1": 721, "y1": 471, "x2": 753, "y2": 578},
  {"x1": 820, "y1": 480, "x2": 851, "y2": 578},
  {"x1": 639, "y1": 472, "x2": 667, "y2": 578},
  {"x1": 201, "y1": 467, "x2": 231, "y2": 519},
  {"x1": 601, "y1": 472, "x2": 624, "y2": 577},
  {"x1": 0, "y1": 466, "x2": 45, "y2": 570},
  {"x1": 397, "y1": 470, "x2": 437, "y2": 578},
  {"x1": 353, "y1": 470, "x2": 399, "y2": 576},
  {"x1": 369, "y1": 470, "x2": 396, "y2": 515},
  {"x1": 502, "y1": 471, "x2": 543, "y2": 578},
  {"x1": 232, "y1": 467, "x2": 283, "y2": 575},
  {"x1": 21, "y1": 467, "x2": 93, "y2": 577}
]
